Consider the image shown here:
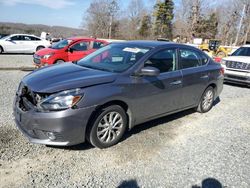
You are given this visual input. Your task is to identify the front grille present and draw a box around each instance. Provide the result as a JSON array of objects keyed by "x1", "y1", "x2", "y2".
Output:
[
  {"x1": 226, "y1": 61, "x2": 250, "y2": 71},
  {"x1": 17, "y1": 83, "x2": 48, "y2": 111}
]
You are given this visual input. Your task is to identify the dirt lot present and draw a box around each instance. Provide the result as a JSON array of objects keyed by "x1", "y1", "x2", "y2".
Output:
[{"x1": 0, "y1": 55, "x2": 249, "y2": 188}]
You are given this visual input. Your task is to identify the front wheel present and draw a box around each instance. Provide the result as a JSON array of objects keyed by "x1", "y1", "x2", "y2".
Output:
[
  {"x1": 54, "y1": 59, "x2": 65, "y2": 64},
  {"x1": 196, "y1": 86, "x2": 215, "y2": 113},
  {"x1": 87, "y1": 105, "x2": 127, "y2": 148},
  {"x1": 36, "y1": 46, "x2": 45, "y2": 52}
]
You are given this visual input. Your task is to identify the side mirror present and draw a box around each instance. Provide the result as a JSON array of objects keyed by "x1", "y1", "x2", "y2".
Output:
[
  {"x1": 67, "y1": 47, "x2": 74, "y2": 53},
  {"x1": 6, "y1": 38, "x2": 12, "y2": 41},
  {"x1": 139, "y1": 66, "x2": 160, "y2": 77}
]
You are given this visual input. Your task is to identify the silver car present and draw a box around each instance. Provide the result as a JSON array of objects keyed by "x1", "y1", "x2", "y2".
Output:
[{"x1": 13, "y1": 41, "x2": 224, "y2": 148}]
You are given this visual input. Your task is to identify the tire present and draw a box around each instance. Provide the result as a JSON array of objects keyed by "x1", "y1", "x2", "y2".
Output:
[
  {"x1": 0, "y1": 46, "x2": 3, "y2": 54},
  {"x1": 87, "y1": 105, "x2": 127, "y2": 148},
  {"x1": 36, "y1": 46, "x2": 45, "y2": 52},
  {"x1": 196, "y1": 86, "x2": 215, "y2": 113},
  {"x1": 54, "y1": 59, "x2": 65, "y2": 64}
]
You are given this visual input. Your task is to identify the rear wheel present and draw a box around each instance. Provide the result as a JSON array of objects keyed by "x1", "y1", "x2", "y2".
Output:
[
  {"x1": 196, "y1": 86, "x2": 215, "y2": 113},
  {"x1": 0, "y1": 46, "x2": 3, "y2": 54},
  {"x1": 87, "y1": 105, "x2": 127, "y2": 148}
]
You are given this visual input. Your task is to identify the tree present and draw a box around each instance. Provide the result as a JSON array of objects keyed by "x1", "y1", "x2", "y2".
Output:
[
  {"x1": 193, "y1": 12, "x2": 218, "y2": 39},
  {"x1": 84, "y1": 0, "x2": 119, "y2": 38},
  {"x1": 153, "y1": 0, "x2": 174, "y2": 39},
  {"x1": 139, "y1": 14, "x2": 152, "y2": 38}
]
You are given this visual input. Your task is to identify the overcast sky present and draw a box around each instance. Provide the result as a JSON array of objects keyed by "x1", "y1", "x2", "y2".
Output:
[{"x1": 0, "y1": 0, "x2": 158, "y2": 28}]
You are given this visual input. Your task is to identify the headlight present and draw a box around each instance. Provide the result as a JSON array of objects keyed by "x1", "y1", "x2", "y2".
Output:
[
  {"x1": 43, "y1": 53, "x2": 54, "y2": 60},
  {"x1": 38, "y1": 88, "x2": 83, "y2": 111},
  {"x1": 220, "y1": 59, "x2": 226, "y2": 65}
]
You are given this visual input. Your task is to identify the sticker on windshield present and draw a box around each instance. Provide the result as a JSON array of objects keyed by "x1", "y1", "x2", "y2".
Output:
[{"x1": 123, "y1": 47, "x2": 141, "y2": 53}]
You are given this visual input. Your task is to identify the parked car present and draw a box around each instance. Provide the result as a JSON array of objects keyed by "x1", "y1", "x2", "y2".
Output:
[
  {"x1": 0, "y1": 34, "x2": 50, "y2": 54},
  {"x1": 33, "y1": 37, "x2": 109, "y2": 67},
  {"x1": 220, "y1": 45, "x2": 250, "y2": 86},
  {"x1": 13, "y1": 41, "x2": 224, "y2": 148}
]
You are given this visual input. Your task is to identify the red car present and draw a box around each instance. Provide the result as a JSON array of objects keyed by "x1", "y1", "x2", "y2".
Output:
[{"x1": 33, "y1": 37, "x2": 108, "y2": 66}]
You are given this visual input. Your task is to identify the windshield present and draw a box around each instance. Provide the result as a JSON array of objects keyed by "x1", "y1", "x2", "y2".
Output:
[
  {"x1": 0, "y1": 35, "x2": 10, "y2": 40},
  {"x1": 77, "y1": 44, "x2": 150, "y2": 73},
  {"x1": 232, "y1": 47, "x2": 250, "y2": 56},
  {"x1": 50, "y1": 39, "x2": 73, "y2": 49}
]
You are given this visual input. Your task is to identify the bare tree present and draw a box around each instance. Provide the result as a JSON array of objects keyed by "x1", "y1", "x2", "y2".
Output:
[{"x1": 84, "y1": 0, "x2": 119, "y2": 38}]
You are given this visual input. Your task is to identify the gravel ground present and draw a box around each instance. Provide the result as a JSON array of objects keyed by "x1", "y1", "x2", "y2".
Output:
[
  {"x1": 0, "y1": 67, "x2": 249, "y2": 187},
  {"x1": 0, "y1": 54, "x2": 33, "y2": 68}
]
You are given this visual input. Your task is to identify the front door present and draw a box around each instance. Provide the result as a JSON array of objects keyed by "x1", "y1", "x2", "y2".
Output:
[
  {"x1": 133, "y1": 48, "x2": 183, "y2": 122},
  {"x1": 5, "y1": 35, "x2": 25, "y2": 53},
  {"x1": 68, "y1": 40, "x2": 91, "y2": 62}
]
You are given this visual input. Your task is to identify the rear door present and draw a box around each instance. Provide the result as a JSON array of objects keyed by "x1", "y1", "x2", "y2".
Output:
[
  {"x1": 133, "y1": 48, "x2": 183, "y2": 121},
  {"x1": 67, "y1": 40, "x2": 91, "y2": 62},
  {"x1": 178, "y1": 48, "x2": 210, "y2": 108}
]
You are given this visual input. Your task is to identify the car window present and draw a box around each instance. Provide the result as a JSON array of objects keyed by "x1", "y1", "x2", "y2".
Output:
[
  {"x1": 24, "y1": 36, "x2": 31, "y2": 41},
  {"x1": 30, "y1": 36, "x2": 41, "y2": 41},
  {"x1": 71, "y1": 41, "x2": 89, "y2": 51},
  {"x1": 93, "y1": 42, "x2": 105, "y2": 49},
  {"x1": 200, "y1": 53, "x2": 209, "y2": 65},
  {"x1": 10, "y1": 35, "x2": 23, "y2": 41},
  {"x1": 180, "y1": 49, "x2": 203, "y2": 69},
  {"x1": 145, "y1": 49, "x2": 177, "y2": 73}
]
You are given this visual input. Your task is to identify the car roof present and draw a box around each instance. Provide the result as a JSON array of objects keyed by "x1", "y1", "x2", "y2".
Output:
[{"x1": 67, "y1": 37, "x2": 108, "y2": 42}]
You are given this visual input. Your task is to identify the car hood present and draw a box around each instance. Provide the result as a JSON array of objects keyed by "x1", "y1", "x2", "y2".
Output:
[
  {"x1": 22, "y1": 63, "x2": 117, "y2": 93},
  {"x1": 223, "y1": 56, "x2": 250, "y2": 64},
  {"x1": 35, "y1": 47, "x2": 61, "y2": 56}
]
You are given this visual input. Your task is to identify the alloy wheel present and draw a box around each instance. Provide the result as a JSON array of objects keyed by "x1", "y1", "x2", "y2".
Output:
[
  {"x1": 97, "y1": 111, "x2": 124, "y2": 143},
  {"x1": 202, "y1": 89, "x2": 214, "y2": 111}
]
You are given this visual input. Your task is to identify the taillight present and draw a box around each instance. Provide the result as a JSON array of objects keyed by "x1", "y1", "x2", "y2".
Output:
[{"x1": 220, "y1": 67, "x2": 224, "y2": 75}]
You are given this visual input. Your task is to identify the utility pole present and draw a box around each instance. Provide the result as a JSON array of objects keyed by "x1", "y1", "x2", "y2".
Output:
[{"x1": 234, "y1": 4, "x2": 246, "y2": 46}]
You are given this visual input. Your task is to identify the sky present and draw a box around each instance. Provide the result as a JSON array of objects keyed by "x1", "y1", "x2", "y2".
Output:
[{"x1": 0, "y1": 0, "x2": 157, "y2": 29}]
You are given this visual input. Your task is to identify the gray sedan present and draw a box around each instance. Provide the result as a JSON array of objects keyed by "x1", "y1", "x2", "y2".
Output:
[{"x1": 13, "y1": 41, "x2": 224, "y2": 148}]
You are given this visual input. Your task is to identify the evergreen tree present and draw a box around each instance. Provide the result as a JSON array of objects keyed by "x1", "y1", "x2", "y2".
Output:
[
  {"x1": 153, "y1": 0, "x2": 174, "y2": 39},
  {"x1": 139, "y1": 14, "x2": 152, "y2": 38},
  {"x1": 194, "y1": 13, "x2": 218, "y2": 39}
]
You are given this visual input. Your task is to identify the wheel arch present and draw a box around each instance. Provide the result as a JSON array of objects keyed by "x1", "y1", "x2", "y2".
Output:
[
  {"x1": 53, "y1": 59, "x2": 65, "y2": 64},
  {"x1": 0, "y1": 45, "x2": 4, "y2": 52},
  {"x1": 86, "y1": 100, "x2": 133, "y2": 134},
  {"x1": 36, "y1": 45, "x2": 45, "y2": 51}
]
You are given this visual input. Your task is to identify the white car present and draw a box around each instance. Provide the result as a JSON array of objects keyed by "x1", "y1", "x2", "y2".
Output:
[
  {"x1": 0, "y1": 34, "x2": 51, "y2": 54},
  {"x1": 221, "y1": 45, "x2": 250, "y2": 86}
]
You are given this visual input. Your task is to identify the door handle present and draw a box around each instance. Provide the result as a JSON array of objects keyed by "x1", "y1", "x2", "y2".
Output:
[{"x1": 170, "y1": 80, "x2": 182, "y2": 85}]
